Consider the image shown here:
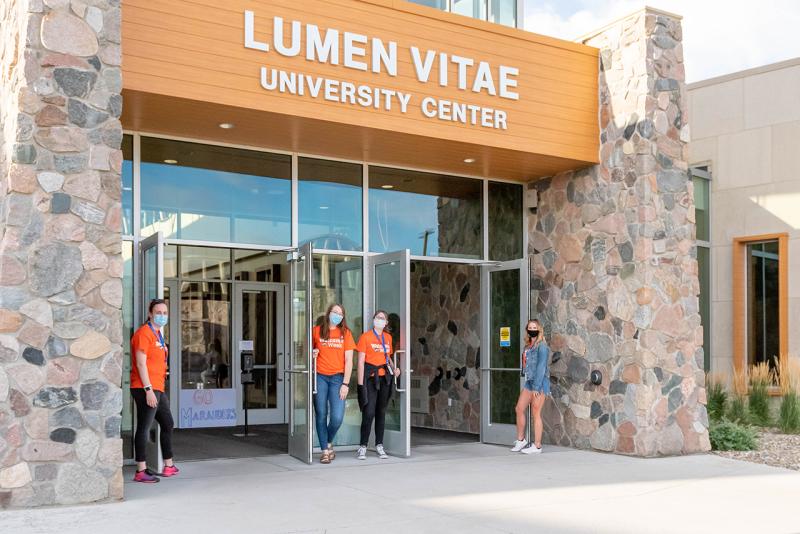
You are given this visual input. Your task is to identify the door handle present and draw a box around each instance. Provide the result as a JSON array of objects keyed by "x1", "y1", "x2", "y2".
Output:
[
  {"x1": 393, "y1": 350, "x2": 406, "y2": 392},
  {"x1": 312, "y1": 349, "x2": 318, "y2": 394}
]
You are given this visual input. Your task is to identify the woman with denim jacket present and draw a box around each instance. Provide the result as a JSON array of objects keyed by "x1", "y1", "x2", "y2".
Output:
[{"x1": 510, "y1": 319, "x2": 551, "y2": 454}]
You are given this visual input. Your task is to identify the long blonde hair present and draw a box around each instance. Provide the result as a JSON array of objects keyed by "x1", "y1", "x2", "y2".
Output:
[{"x1": 525, "y1": 319, "x2": 545, "y2": 347}]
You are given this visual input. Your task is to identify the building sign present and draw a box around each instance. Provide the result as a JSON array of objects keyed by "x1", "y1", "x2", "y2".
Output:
[
  {"x1": 500, "y1": 327, "x2": 511, "y2": 347},
  {"x1": 244, "y1": 11, "x2": 519, "y2": 130},
  {"x1": 179, "y1": 389, "x2": 237, "y2": 428}
]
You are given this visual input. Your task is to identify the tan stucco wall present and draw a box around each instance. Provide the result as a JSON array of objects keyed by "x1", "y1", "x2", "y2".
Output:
[{"x1": 688, "y1": 58, "x2": 800, "y2": 374}]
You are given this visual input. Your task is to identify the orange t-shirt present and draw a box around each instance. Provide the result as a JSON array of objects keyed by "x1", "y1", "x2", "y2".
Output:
[
  {"x1": 312, "y1": 325, "x2": 356, "y2": 376},
  {"x1": 130, "y1": 323, "x2": 168, "y2": 392},
  {"x1": 357, "y1": 330, "x2": 393, "y2": 376}
]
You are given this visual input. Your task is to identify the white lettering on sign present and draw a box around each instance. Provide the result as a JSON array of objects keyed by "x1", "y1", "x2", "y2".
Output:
[{"x1": 243, "y1": 11, "x2": 520, "y2": 130}]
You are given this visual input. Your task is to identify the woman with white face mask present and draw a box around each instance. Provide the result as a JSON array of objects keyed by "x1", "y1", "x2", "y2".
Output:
[
  {"x1": 130, "y1": 299, "x2": 178, "y2": 482},
  {"x1": 312, "y1": 303, "x2": 356, "y2": 464},
  {"x1": 355, "y1": 310, "x2": 400, "y2": 460}
]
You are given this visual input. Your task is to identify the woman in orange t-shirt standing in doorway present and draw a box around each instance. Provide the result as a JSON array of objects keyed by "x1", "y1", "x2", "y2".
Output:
[
  {"x1": 312, "y1": 303, "x2": 356, "y2": 464},
  {"x1": 355, "y1": 310, "x2": 400, "y2": 460},
  {"x1": 130, "y1": 299, "x2": 179, "y2": 483}
]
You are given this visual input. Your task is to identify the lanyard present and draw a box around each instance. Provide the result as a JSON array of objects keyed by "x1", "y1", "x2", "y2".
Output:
[
  {"x1": 147, "y1": 321, "x2": 167, "y2": 361},
  {"x1": 373, "y1": 328, "x2": 392, "y2": 369}
]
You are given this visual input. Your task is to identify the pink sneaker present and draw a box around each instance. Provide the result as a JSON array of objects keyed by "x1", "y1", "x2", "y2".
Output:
[
  {"x1": 133, "y1": 470, "x2": 159, "y2": 483},
  {"x1": 161, "y1": 465, "x2": 180, "y2": 477}
]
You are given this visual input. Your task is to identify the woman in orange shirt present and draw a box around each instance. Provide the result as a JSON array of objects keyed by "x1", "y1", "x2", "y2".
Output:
[
  {"x1": 355, "y1": 310, "x2": 400, "y2": 460},
  {"x1": 130, "y1": 299, "x2": 178, "y2": 483},
  {"x1": 312, "y1": 303, "x2": 356, "y2": 464}
]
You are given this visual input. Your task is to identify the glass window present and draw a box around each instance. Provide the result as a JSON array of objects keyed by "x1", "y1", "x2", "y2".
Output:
[
  {"x1": 180, "y1": 246, "x2": 232, "y2": 280},
  {"x1": 488, "y1": 0, "x2": 516, "y2": 27},
  {"x1": 693, "y1": 176, "x2": 709, "y2": 242},
  {"x1": 746, "y1": 241, "x2": 780, "y2": 370},
  {"x1": 122, "y1": 135, "x2": 133, "y2": 236},
  {"x1": 180, "y1": 281, "x2": 231, "y2": 390},
  {"x1": 140, "y1": 137, "x2": 291, "y2": 246},
  {"x1": 697, "y1": 246, "x2": 710, "y2": 371},
  {"x1": 408, "y1": 0, "x2": 447, "y2": 9},
  {"x1": 298, "y1": 157, "x2": 362, "y2": 251},
  {"x1": 452, "y1": 0, "x2": 487, "y2": 19},
  {"x1": 234, "y1": 250, "x2": 287, "y2": 282},
  {"x1": 488, "y1": 181, "x2": 523, "y2": 260},
  {"x1": 311, "y1": 254, "x2": 363, "y2": 447},
  {"x1": 369, "y1": 167, "x2": 482, "y2": 258}
]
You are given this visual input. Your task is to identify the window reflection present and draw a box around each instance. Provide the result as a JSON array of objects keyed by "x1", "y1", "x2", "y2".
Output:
[
  {"x1": 747, "y1": 242, "x2": 780, "y2": 370},
  {"x1": 488, "y1": 181, "x2": 523, "y2": 260},
  {"x1": 122, "y1": 135, "x2": 133, "y2": 236},
  {"x1": 180, "y1": 281, "x2": 231, "y2": 390},
  {"x1": 489, "y1": 0, "x2": 516, "y2": 27},
  {"x1": 369, "y1": 166, "x2": 482, "y2": 258},
  {"x1": 234, "y1": 250, "x2": 287, "y2": 282},
  {"x1": 140, "y1": 138, "x2": 291, "y2": 246},
  {"x1": 299, "y1": 157, "x2": 362, "y2": 251}
]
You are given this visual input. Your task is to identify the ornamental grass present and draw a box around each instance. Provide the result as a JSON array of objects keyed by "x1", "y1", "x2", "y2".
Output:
[{"x1": 778, "y1": 357, "x2": 800, "y2": 433}]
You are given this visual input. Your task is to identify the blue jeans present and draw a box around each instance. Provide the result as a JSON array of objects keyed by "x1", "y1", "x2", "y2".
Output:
[{"x1": 313, "y1": 373, "x2": 345, "y2": 450}]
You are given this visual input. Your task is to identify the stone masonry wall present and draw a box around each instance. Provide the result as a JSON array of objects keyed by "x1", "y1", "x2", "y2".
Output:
[
  {"x1": 529, "y1": 9, "x2": 710, "y2": 456},
  {"x1": 0, "y1": 0, "x2": 123, "y2": 507}
]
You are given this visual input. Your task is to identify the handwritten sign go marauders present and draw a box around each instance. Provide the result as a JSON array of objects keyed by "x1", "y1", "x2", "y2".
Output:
[{"x1": 244, "y1": 11, "x2": 518, "y2": 130}]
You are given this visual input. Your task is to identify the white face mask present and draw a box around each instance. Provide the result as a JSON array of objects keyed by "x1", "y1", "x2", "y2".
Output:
[{"x1": 373, "y1": 318, "x2": 388, "y2": 330}]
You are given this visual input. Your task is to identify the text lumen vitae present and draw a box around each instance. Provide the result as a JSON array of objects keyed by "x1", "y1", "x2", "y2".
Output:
[{"x1": 244, "y1": 11, "x2": 518, "y2": 130}]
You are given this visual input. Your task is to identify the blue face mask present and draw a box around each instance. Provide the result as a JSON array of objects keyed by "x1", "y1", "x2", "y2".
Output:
[
  {"x1": 153, "y1": 315, "x2": 168, "y2": 328},
  {"x1": 329, "y1": 312, "x2": 343, "y2": 326}
]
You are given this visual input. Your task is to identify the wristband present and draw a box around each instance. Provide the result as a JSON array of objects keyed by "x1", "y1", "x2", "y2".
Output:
[{"x1": 144, "y1": 385, "x2": 152, "y2": 391}]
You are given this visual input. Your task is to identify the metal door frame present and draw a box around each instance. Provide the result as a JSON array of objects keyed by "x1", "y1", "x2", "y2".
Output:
[
  {"x1": 287, "y1": 242, "x2": 313, "y2": 464},
  {"x1": 233, "y1": 282, "x2": 288, "y2": 425},
  {"x1": 365, "y1": 249, "x2": 412, "y2": 458},
  {"x1": 480, "y1": 258, "x2": 529, "y2": 446},
  {"x1": 137, "y1": 231, "x2": 164, "y2": 472}
]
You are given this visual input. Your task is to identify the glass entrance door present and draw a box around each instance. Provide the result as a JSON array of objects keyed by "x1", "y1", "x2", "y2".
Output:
[
  {"x1": 480, "y1": 259, "x2": 529, "y2": 445},
  {"x1": 137, "y1": 231, "x2": 164, "y2": 472},
  {"x1": 287, "y1": 243, "x2": 313, "y2": 463},
  {"x1": 234, "y1": 283, "x2": 287, "y2": 425},
  {"x1": 366, "y1": 250, "x2": 411, "y2": 458}
]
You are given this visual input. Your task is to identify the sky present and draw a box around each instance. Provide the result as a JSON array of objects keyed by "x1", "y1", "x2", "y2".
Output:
[{"x1": 524, "y1": 0, "x2": 800, "y2": 82}]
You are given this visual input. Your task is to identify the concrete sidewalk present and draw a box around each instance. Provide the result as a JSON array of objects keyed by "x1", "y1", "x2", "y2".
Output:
[{"x1": 2, "y1": 443, "x2": 799, "y2": 533}]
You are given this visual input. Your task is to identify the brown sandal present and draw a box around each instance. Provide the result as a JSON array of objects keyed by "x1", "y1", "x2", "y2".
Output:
[
  {"x1": 327, "y1": 448, "x2": 336, "y2": 461},
  {"x1": 320, "y1": 450, "x2": 331, "y2": 464}
]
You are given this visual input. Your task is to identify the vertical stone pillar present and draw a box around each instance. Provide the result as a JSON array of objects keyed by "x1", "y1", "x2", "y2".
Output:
[
  {"x1": 530, "y1": 8, "x2": 709, "y2": 456},
  {"x1": 0, "y1": 0, "x2": 123, "y2": 506}
]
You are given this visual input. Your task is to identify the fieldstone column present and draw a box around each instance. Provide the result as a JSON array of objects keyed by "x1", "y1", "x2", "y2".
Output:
[
  {"x1": 0, "y1": 0, "x2": 123, "y2": 506},
  {"x1": 529, "y1": 8, "x2": 709, "y2": 456}
]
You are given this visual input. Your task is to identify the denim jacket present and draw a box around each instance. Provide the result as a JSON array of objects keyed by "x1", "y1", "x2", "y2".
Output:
[{"x1": 524, "y1": 341, "x2": 550, "y2": 394}]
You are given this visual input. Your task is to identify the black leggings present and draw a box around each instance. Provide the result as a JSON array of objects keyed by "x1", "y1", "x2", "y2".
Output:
[
  {"x1": 131, "y1": 388, "x2": 174, "y2": 463},
  {"x1": 360, "y1": 377, "x2": 392, "y2": 446}
]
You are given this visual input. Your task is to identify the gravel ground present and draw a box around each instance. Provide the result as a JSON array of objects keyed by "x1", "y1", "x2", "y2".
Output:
[{"x1": 713, "y1": 428, "x2": 800, "y2": 471}]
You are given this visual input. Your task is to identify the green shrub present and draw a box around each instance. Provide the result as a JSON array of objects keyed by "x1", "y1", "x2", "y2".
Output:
[
  {"x1": 748, "y1": 382, "x2": 771, "y2": 426},
  {"x1": 727, "y1": 396, "x2": 748, "y2": 423},
  {"x1": 709, "y1": 420, "x2": 758, "y2": 451},
  {"x1": 707, "y1": 381, "x2": 728, "y2": 422},
  {"x1": 778, "y1": 392, "x2": 800, "y2": 433}
]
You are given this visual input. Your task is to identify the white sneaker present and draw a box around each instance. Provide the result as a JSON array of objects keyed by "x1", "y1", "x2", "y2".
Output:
[
  {"x1": 510, "y1": 439, "x2": 528, "y2": 452},
  {"x1": 521, "y1": 444, "x2": 542, "y2": 454},
  {"x1": 357, "y1": 446, "x2": 367, "y2": 460},
  {"x1": 376, "y1": 444, "x2": 388, "y2": 459}
]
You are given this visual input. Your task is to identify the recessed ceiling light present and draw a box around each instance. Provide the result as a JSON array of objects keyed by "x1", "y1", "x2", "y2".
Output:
[
  {"x1": 319, "y1": 205, "x2": 329, "y2": 210},
  {"x1": 219, "y1": 123, "x2": 235, "y2": 129},
  {"x1": 381, "y1": 185, "x2": 394, "y2": 189},
  {"x1": 463, "y1": 158, "x2": 476, "y2": 164},
  {"x1": 164, "y1": 159, "x2": 178, "y2": 164}
]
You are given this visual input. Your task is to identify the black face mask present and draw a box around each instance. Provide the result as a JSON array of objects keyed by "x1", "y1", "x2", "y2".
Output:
[{"x1": 528, "y1": 329, "x2": 539, "y2": 338}]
